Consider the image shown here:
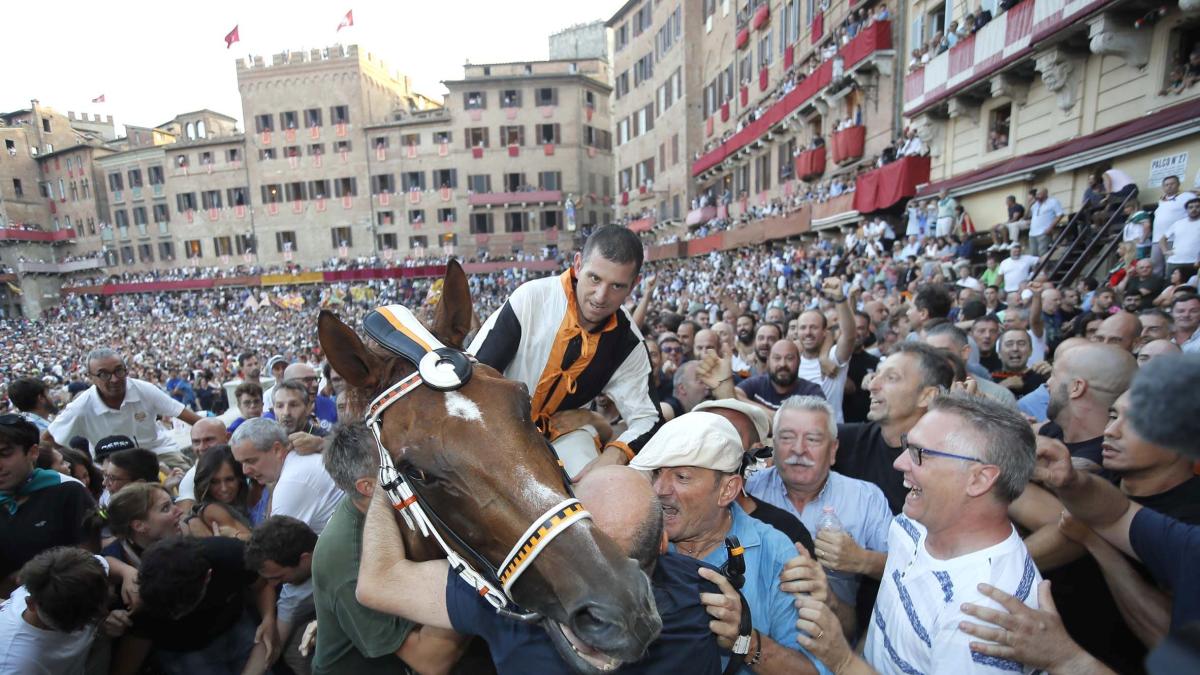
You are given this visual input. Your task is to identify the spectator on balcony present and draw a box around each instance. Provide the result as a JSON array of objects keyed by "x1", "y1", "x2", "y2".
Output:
[
  {"x1": 1000, "y1": 194, "x2": 1027, "y2": 243},
  {"x1": 898, "y1": 128, "x2": 925, "y2": 157},
  {"x1": 908, "y1": 48, "x2": 922, "y2": 72},
  {"x1": 974, "y1": 5, "x2": 993, "y2": 31},
  {"x1": 945, "y1": 21, "x2": 960, "y2": 48},
  {"x1": 932, "y1": 30, "x2": 949, "y2": 55}
]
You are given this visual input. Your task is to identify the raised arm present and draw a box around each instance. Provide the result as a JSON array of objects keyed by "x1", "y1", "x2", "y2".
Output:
[
  {"x1": 631, "y1": 274, "x2": 657, "y2": 330},
  {"x1": 357, "y1": 486, "x2": 453, "y2": 628}
]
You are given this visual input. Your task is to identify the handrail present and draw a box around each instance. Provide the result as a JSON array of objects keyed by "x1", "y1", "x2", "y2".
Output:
[
  {"x1": 1031, "y1": 207, "x2": 1088, "y2": 280},
  {"x1": 1061, "y1": 190, "x2": 1138, "y2": 285}
]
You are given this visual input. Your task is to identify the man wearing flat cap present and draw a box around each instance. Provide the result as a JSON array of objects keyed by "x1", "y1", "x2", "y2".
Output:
[{"x1": 632, "y1": 412, "x2": 832, "y2": 675}]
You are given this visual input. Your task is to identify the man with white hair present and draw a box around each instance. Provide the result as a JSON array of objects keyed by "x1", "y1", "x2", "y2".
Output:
[
  {"x1": 231, "y1": 417, "x2": 343, "y2": 665},
  {"x1": 631, "y1": 412, "x2": 832, "y2": 674},
  {"x1": 745, "y1": 396, "x2": 891, "y2": 637}
]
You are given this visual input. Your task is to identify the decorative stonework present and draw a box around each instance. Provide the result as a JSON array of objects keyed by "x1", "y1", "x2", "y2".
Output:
[
  {"x1": 990, "y1": 73, "x2": 1029, "y2": 105},
  {"x1": 1087, "y1": 13, "x2": 1151, "y2": 68},
  {"x1": 947, "y1": 97, "x2": 980, "y2": 123},
  {"x1": 910, "y1": 113, "x2": 943, "y2": 153},
  {"x1": 1035, "y1": 47, "x2": 1084, "y2": 111}
]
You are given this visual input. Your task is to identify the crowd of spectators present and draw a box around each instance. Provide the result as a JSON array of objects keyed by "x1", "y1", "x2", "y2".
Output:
[
  {"x1": 3, "y1": 165, "x2": 1200, "y2": 674},
  {"x1": 908, "y1": 3, "x2": 1002, "y2": 72}
]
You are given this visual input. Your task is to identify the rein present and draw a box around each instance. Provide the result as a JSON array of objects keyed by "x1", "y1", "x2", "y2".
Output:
[{"x1": 361, "y1": 304, "x2": 592, "y2": 622}]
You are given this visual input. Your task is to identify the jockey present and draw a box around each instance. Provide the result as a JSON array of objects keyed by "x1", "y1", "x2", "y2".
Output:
[{"x1": 469, "y1": 226, "x2": 663, "y2": 475}]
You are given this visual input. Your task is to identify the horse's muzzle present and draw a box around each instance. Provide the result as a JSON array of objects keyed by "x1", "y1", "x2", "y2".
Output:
[{"x1": 563, "y1": 568, "x2": 662, "y2": 666}]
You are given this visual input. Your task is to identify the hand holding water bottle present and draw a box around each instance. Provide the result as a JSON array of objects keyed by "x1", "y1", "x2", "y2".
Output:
[{"x1": 814, "y1": 506, "x2": 867, "y2": 575}]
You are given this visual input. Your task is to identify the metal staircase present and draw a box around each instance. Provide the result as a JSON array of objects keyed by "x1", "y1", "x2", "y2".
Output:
[{"x1": 1030, "y1": 191, "x2": 1137, "y2": 287}]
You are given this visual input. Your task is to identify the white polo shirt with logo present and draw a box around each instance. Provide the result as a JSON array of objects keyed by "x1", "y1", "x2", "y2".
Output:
[{"x1": 48, "y1": 378, "x2": 185, "y2": 456}]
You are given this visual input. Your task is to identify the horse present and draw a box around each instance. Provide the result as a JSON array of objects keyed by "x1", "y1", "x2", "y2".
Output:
[{"x1": 318, "y1": 260, "x2": 662, "y2": 673}]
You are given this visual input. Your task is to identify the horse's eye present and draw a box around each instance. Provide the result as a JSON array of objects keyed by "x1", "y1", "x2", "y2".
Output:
[{"x1": 406, "y1": 466, "x2": 430, "y2": 483}]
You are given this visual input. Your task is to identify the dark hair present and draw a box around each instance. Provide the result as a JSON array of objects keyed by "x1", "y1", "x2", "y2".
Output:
[
  {"x1": 68, "y1": 436, "x2": 90, "y2": 454},
  {"x1": 8, "y1": 378, "x2": 46, "y2": 412},
  {"x1": 892, "y1": 342, "x2": 955, "y2": 391},
  {"x1": 245, "y1": 516, "x2": 317, "y2": 570},
  {"x1": 0, "y1": 415, "x2": 39, "y2": 451},
  {"x1": 974, "y1": 313, "x2": 1002, "y2": 328},
  {"x1": 234, "y1": 381, "x2": 263, "y2": 401},
  {"x1": 581, "y1": 225, "x2": 645, "y2": 275},
  {"x1": 109, "y1": 448, "x2": 160, "y2": 483},
  {"x1": 237, "y1": 351, "x2": 256, "y2": 368},
  {"x1": 19, "y1": 547, "x2": 108, "y2": 632},
  {"x1": 275, "y1": 379, "x2": 310, "y2": 405},
  {"x1": 1139, "y1": 308, "x2": 1173, "y2": 324},
  {"x1": 137, "y1": 537, "x2": 214, "y2": 619},
  {"x1": 914, "y1": 285, "x2": 953, "y2": 319},
  {"x1": 36, "y1": 443, "x2": 63, "y2": 471},
  {"x1": 756, "y1": 322, "x2": 783, "y2": 341},
  {"x1": 934, "y1": 347, "x2": 968, "y2": 382},
  {"x1": 193, "y1": 445, "x2": 249, "y2": 512},
  {"x1": 1082, "y1": 277, "x2": 1100, "y2": 292},
  {"x1": 1128, "y1": 354, "x2": 1200, "y2": 460},
  {"x1": 1171, "y1": 293, "x2": 1200, "y2": 310},
  {"x1": 678, "y1": 319, "x2": 700, "y2": 335},
  {"x1": 961, "y1": 299, "x2": 987, "y2": 321},
  {"x1": 60, "y1": 447, "x2": 104, "y2": 501}
]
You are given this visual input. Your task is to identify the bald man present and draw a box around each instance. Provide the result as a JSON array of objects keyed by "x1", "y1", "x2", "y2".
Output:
[
  {"x1": 1043, "y1": 342, "x2": 1137, "y2": 467},
  {"x1": 1135, "y1": 338, "x2": 1181, "y2": 367},
  {"x1": 1017, "y1": 337, "x2": 1090, "y2": 422},
  {"x1": 175, "y1": 417, "x2": 231, "y2": 510},
  {"x1": 692, "y1": 329, "x2": 721, "y2": 361},
  {"x1": 1092, "y1": 311, "x2": 1142, "y2": 352},
  {"x1": 276, "y1": 363, "x2": 338, "y2": 430}
]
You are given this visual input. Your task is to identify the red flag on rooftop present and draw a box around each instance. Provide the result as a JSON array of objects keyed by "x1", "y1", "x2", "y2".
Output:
[
  {"x1": 337, "y1": 10, "x2": 353, "y2": 31},
  {"x1": 225, "y1": 25, "x2": 240, "y2": 49},
  {"x1": 91, "y1": 94, "x2": 105, "y2": 103}
]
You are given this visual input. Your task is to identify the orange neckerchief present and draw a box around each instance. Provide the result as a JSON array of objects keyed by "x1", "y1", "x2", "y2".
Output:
[{"x1": 531, "y1": 270, "x2": 618, "y2": 432}]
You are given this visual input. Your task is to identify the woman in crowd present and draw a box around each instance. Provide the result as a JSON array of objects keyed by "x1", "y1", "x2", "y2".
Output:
[
  {"x1": 102, "y1": 482, "x2": 184, "y2": 567},
  {"x1": 182, "y1": 445, "x2": 263, "y2": 539},
  {"x1": 60, "y1": 446, "x2": 105, "y2": 502}
]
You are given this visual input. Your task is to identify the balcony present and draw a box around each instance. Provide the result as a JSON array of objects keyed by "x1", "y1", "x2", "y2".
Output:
[
  {"x1": 903, "y1": 0, "x2": 1103, "y2": 115},
  {"x1": 468, "y1": 190, "x2": 562, "y2": 207},
  {"x1": 831, "y1": 126, "x2": 865, "y2": 164},
  {"x1": 795, "y1": 147, "x2": 827, "y2": 181},
  {"x1": 693, "y1": 21, "x2": 892, "y2": 178},
  {"x1": 811, "y1": 194, "x2": 858, "y2": 229},
  {"x1": 16, "y1": 257, "x2": 105, "y2": 274},
  {"x1": 853, "y1": 155, "x2": 931, "y2": 214},
  {"x1": 629, "y1": 217, "x2": 655, "y2": 233},
  {"x1": 751, "y1": 3, "x2": 770, "y2": 30},
  {"x1": 0, "y1": 228, "x2": 78, "y2": 243},
  {"x1": 686, "y1": 205, "x2": 718, "y2": 225}
]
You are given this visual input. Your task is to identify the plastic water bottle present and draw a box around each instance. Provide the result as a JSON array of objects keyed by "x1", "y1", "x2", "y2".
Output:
[{"x1": 817, "y1": 506, "x2": 844, "y2": 534}]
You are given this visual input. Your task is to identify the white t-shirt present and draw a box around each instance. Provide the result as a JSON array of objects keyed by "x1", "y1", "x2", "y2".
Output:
[
  {"x1": 997, "y1": 255, "x2": 1039, "y2": 293},
  {"x1": 176, "y1": 465, "x2": 197, "y2": 502},
  {"x1": 798, "y1": 345, "x2": 850, "y2": 423},
  {"x1": 271, "y1": 451, "x2": 343, "y2": 535},
  {"x1": 48, "y1": 378, "x2": 185, "y2": 455},
  {"x1": 1164, "y1": 217, "x2": 1200, "y2": 265},
  {"x1": 864, "y1": 516, "x2": 1041, "y2": 675},
  {"x1": 1154, "y1": 192, "x2": 1196, "y2": 241},
  {"x1": 0, "y1": 558, "x2": 109, "y2": 675}
]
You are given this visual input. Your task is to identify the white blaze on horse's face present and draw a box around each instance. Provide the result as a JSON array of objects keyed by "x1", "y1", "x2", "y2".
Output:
[{"x1": 443, "y1": 391, "x2": 484, "y2": 424}]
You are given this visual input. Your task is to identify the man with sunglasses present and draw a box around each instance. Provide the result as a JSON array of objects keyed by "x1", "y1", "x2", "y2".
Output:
[
  {"x1": 858, "y1": 392, "x2": 1041, "y2": 674},
  {"x1": 48, "y1": 348, "x2": 201, "y2": 471}
]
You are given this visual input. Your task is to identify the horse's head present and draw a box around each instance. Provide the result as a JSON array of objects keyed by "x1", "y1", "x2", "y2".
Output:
[{"x1": 319, "y1": 261, "x2": 661, "y2": 673}]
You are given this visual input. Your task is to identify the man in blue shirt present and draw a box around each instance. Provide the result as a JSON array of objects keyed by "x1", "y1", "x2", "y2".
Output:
[
  {"x1": 357, "y1": 464, "x2": 723, "y2": 675},
  {"x1": 746, "y1": 396, "x2": 891, "y2": 638},
  {"x1": 631, "y1": 411, "x2": 832, "y2": 674}
]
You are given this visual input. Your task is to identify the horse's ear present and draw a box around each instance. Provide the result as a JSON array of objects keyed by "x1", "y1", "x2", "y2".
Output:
[
  {"x1": 318, "y1": 310, "x2": 383, "y2": 390},
  {"x1": 431, "y1": 260, "x2": 474, "y2": 350}
]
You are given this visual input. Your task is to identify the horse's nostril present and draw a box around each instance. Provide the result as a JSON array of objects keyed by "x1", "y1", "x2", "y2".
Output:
[{"x1": 568, "y1": 603, "x2": 627, "y2": 651}]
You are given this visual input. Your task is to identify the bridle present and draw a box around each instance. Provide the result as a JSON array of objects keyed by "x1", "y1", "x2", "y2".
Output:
[{"x1": 361, "y1": 304, "x2": 592, "y2": 621}]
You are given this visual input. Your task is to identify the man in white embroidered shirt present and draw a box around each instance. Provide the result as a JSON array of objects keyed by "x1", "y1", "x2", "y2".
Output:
[
  {"x1": 469, "y1": 225, "x2": 662, "y2": 474},
  {"x1": 859, "y1": 392, "x2": 1041, "y2": 674}
]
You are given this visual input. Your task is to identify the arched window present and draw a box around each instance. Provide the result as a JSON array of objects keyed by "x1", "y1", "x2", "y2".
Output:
[
  {"x1": 196, "y1": 120, "x2": 206, "y2": 138},
  {"x1": 185, "y1": 122, "x2": 195, "y2": 140}
]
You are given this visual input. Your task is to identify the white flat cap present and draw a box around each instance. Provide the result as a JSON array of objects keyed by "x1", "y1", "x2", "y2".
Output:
[
  {"x1": 692, "y1": 399, "x2": 771, "y2": 445},
  {"x1": 630, "y1": 412, "x2": 744, "y2": 473}
]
